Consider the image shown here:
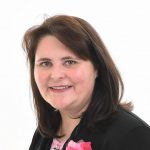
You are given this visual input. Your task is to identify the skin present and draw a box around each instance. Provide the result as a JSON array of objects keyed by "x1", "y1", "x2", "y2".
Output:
[{"x1": 34, "y1": 35, "x2": 97, "y2": 138}]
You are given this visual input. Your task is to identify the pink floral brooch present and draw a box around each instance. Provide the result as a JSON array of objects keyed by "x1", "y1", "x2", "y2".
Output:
[{"x1": 66, "y1": 140, "x2": 92, "y2": 150}]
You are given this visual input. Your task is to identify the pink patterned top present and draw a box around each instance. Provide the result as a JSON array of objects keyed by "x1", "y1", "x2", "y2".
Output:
[{"x1": 50, "y1": 138, "x2": 66, "y2": 150}]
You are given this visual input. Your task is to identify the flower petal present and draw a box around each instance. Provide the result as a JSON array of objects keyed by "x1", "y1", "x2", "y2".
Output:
[{"x1": 66, "y1": 140, "x2": 92, "y2": 150}]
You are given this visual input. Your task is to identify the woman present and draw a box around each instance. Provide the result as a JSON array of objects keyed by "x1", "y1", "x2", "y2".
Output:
[{"x1": 22, "y1": 15, "x2": 150, "y2": 150}]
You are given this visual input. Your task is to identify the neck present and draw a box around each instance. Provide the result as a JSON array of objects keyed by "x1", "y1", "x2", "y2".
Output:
[{"x1": 57, "y1": 111, "x2": 81, "y2": 141}]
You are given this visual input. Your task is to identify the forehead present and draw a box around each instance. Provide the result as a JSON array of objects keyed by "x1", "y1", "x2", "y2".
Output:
[{"x1": 35, "y1": 35, "x2": 77, "y2": 58}]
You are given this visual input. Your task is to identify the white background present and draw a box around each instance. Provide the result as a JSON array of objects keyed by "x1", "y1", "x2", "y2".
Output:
[{"x1": 0, "y1": 0, "x2": 150, "y2": 149}]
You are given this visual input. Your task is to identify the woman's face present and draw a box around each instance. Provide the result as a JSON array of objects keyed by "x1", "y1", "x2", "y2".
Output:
[{"x1": 34, "y1": 35, "x2": 97, "y2": 115}]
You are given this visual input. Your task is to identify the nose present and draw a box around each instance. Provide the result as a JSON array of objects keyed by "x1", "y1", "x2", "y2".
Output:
[{"x1": 49, "y1": 65, "x2": 66, "y2": 80}]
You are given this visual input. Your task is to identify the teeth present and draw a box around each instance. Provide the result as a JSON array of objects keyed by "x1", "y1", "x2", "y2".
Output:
[{"x1": 50, "y1": 86, "x2": 71, "y2": 90}]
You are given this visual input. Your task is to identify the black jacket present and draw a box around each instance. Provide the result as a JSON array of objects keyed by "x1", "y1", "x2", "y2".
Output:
[{"x1": 29, "y1": 108, "x2": 150, "y2": 150}]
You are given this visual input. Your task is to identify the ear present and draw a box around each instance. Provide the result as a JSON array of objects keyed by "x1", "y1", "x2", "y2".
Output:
[{"x1": 95, "y1": 70, "x2": 98, "y2": 79}]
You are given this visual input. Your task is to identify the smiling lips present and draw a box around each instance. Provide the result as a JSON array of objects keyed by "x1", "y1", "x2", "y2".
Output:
[{"x1": 49, "y1": 85, "x2": 72, "y2": 93}]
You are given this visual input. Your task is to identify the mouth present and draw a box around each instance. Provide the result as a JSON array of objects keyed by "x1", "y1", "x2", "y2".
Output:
[{"x1": 49, "y1": 85, "x2": 72, "y2": 93}]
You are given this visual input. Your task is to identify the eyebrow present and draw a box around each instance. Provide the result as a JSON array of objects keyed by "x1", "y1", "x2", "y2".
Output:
[
  {"x1": 61, "y1": 56, "x2": 79, "y2": 60},
  {"x1": 36, "y1": 58, "x2": 51, "y2": 62},
  {"x1": 36, "y1": 56, "x2": 80, "y2": 62}
]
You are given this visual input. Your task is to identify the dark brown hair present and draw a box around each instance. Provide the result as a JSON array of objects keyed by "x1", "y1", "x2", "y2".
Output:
[{"x1": 22, "y1": 15, "x2": 131, "y2": 137}]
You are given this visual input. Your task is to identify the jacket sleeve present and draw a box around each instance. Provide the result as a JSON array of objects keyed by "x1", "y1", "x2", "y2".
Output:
[
  {"x1": 29, "y1": 129, "x2": 52, "y2": 150},
  {"x1": 121, "y1": 126, "x2": 150, "y2": 150},
  {"x1": 29, "y1": 129, "x2": 41, "y2": 150}
]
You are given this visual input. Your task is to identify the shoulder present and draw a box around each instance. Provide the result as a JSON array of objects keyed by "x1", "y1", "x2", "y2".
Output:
[
  {"x1": 102, "y1": 108, "x2": 150, "y2": 149},
  {"x1": 120, "y1": 125, "x2": 150, "y2": 149},
  {"x1": 109, "y1": 107, "x2": 149, "y2": 132},
  {"x1": 29, "y1": 129, "x2": 52, "y2": 150}
]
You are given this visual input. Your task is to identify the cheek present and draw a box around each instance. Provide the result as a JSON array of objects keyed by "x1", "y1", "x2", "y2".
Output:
[
  {"x1": 69, "y1": 66, "x2": 96, "y2": 91},
  {"x1": 34, "y1": 69, "x2": 47, "y2": 87},
  {"x1": 68, "y1": 69, "x2": 89, "y2": 86}
]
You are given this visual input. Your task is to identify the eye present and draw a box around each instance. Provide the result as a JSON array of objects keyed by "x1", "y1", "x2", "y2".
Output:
[
  {"x1": 39, "y1": 61, "x2": 52, "y2": 68},
  {"x1": 64, "y1": 60, "x2": 77, "y2": 66}
]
